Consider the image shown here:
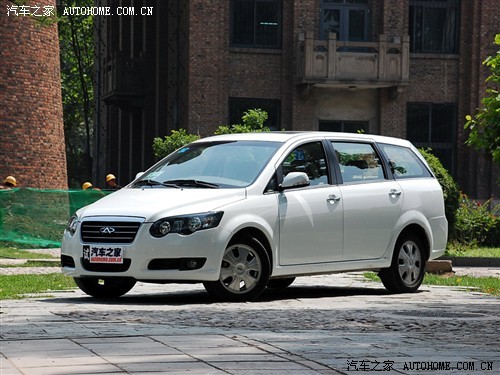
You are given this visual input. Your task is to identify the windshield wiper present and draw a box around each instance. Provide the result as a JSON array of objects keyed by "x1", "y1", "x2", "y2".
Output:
[
  {"x1": 163, "y1": 179, "x2": 219, "y2": 189},
  {"x1": 134, "y1": 179, "x2": 180, "y2": 188}
]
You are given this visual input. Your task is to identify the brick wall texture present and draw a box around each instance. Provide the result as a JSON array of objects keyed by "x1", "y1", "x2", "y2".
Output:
[{"x1": 0, "y1": 0, "x2": 68, "y2": 189}]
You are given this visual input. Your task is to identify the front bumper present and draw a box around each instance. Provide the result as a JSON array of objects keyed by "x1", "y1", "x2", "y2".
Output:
[{"x1": 61, "y1": 219, "x2": 230, "y2": 282}]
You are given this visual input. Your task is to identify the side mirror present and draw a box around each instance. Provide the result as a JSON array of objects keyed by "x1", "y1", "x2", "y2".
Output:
[
  {"x1": 135, "y1": 172, "x2": 144, "y2": 180},
  {"x1": 279, "y1": 172, "x2": 310, "y2": 191}
]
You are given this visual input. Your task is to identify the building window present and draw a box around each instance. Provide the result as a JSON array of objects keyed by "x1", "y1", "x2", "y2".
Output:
[
  {"x1": 407, "y1": 102, "x2": 456, "y2": 173},
  {"x1": 319, "y1": 120, "x2": 368, "y2": 134},
  {"x1": 409, "y1": 0, "x2": 459, "y2": 54},
  {"x1": 320, "y1": 0, "x2": 369, "y2": 41},
  {"x1": 231, "y1": 0, "x2": 282, "y2": 48},
  {"x1": 229, "y1": 98, "x2": 281, "y2": 130}
]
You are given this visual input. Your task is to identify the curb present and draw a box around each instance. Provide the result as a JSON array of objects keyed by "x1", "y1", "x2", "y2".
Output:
[{"x1": 439, "y1": 256, "x2": 500, "y2": 267}]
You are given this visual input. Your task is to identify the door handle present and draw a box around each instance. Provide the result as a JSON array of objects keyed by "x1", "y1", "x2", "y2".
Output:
[
  {"x1": 327, "y1": 195, "x2": 341, "y2": 204},
  {"x1": 389, "y1": 189, "x2": 402, "y2": 198}
]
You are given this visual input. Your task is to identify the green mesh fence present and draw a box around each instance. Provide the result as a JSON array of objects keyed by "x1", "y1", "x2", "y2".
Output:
[{"x1": 0, "y1": 188, "x2": 111, "y2": 248}]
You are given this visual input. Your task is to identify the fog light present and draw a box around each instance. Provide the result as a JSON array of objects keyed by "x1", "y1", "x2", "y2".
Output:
[{"x1": 186, "y1": 260, "x2": 198, "y2": 269}]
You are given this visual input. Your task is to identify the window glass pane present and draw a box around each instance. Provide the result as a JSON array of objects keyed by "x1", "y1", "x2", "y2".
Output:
[
  {"x1": 380, "y1": 144, "x2": 432, "y2": 179},
  {"x1": 431, "y1": 104, "x2": 453, "y2": 142},
  {"x1": 422, "y1": 7, "x2": 445, "y2": 52},
  {"x1": 407, "y1": 104, "x2": 430, "y2": 142},
  {"x1": 332, "y1": 142, "x2": 385, "y2": 183},
  {"x1": 232, "y1": 0, "x2": 254, "y2": 45},
  {"x1": 321, "y1": 9, "x2": 340, "y2": 39},
  {"x1": 348, "y1": 9, "x2": 365, "y2": 41},
  {"x1": 255, "y1": 1, "x2": 280, "y2": 47},
  {"x1": 319, "y1": 121, "x2": 367, "y2": 133},
  {"x1": 282, "y1": 142, "x2": 329, "y2": 186}
]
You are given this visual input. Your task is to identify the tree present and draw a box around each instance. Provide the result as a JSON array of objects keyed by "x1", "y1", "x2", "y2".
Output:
[
  {"x1": 153, "y1": 109, "x2": 270, "y2": 159},
  {"x1": 152, "y1": 129, "x2": 200, "y2": 158},
  {"x1": 214, "y1": 108, "x2": 270, "y2": 135},
  {"x1": 465, "y1": 34, "x2": 500, "y2": 164},
  {"x1": 58, "y1": 0, "x2": 95, "y2": 187}
]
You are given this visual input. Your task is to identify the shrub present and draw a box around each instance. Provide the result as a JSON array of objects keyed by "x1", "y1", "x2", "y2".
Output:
[
  {"x1": 419, "y1": 149, "x2": 460, "y2": 238},
  {"x1": 152, "y1": 129, "x2": 200, "y2": 159},
  {"x1": 215, "y1": 108, "x2": 270, "y2": 135},
  {"x1": 455, "y1": 194, "x2": 499, "y2": 247}
]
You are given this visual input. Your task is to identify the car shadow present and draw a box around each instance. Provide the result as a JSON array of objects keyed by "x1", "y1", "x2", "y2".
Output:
[{"x1": 42, "y1": 284, "x2": 392, "y2": 306}]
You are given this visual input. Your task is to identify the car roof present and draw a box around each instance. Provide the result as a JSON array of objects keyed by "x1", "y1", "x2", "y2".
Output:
[{"x1": 194, "y1": 131, "x2": 413, "y2": 148}]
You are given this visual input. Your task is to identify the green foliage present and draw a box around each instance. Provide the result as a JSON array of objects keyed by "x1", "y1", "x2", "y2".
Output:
[
  {"x1": 153, "y1": 109, "x2": 270, "y2": 159},
  {"x1": 214, "y1": 108, "x2": 270, "y2": 135},
  {"x1": 419, "y1": 149, "x2": 460, "y2": 235},
  {"x1": 152, "y1": 129, "x2": 200, "y2": 158},
  {"x1": 464, "y1": 34, "x2": 500, "y2": 164},
  {"x1": 454, "y1": 194, "x2": 499, "y2": 247},
  {"x1": 58, "y1": 0, "x2": 95, "y2": 187}
]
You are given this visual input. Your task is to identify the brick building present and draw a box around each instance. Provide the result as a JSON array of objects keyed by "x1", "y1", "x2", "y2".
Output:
[
  {"x1": 0, "y1": 0, "x2": 67, "y2": 189},
  {"x1": 95, "y1": 0, "x2": 498, "y2": 199}
]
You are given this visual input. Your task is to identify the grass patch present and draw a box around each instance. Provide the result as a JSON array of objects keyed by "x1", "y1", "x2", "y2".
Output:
[
  {"x1": 0, "y1": 260, "x2": 61, "y2": 268},
  {"x1": 0, "y1": 247, "x2": 58, "y2": 260},
  {"x1": 364, "y1": 272, "x2": 500, "y2": 296},
  {"x1": 445, "y1": 247, "x2": 500, "y2": 258},
  {"x1": 0, "y1": 273, "x2": 76, "y2": 300}
]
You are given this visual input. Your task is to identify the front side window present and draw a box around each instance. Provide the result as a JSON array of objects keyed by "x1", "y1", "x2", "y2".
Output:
[
  {"x1": 409, "y1": 0, "x2": 459, "y2": 53},
  {"x1": 406, "y1": 102, "x2": 455, "y2": 173},
  {"x1": 231, "y1": 0, "x2": 282, "y2": 48},
  {"x1": 320, "y1": 0, "x2": 369, "y2": 41},
  {"x1": 332, "y1": 142, "x2": 385, "y2": 184},
  {"x1": 281, "y1": 142, "x2": 329, "y2": 186}
]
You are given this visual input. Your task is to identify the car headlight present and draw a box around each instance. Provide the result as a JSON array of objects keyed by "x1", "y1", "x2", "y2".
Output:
[
  {"x1": 150, "y1": 211, "x2": 224, "y2": 237},
  {"x1": 65, "y1": 215, "x2": 78, "y2": 236}
]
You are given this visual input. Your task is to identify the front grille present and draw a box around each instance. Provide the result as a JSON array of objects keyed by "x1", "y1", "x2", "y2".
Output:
[{"x1": 81, "y1": 221, "x2": 142, "y2": 244}]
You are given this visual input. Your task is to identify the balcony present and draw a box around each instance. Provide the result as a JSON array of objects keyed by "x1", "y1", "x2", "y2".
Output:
[
  {"x1": 101, "y1": 52, "x2": 149, "y2": 108},
  {"x1": 297, "y1": 32, "x2": 409, "y2": 91}
]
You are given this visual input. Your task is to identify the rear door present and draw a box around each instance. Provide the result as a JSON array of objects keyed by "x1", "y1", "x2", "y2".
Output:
[{"x1": 331, "y1": 141, "x2": 402, "y2": 261}]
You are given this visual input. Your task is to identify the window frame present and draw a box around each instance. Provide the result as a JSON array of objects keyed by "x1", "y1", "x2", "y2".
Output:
[
  {"x1": 406, "y1": 102, "x2": 456, "y2": 174},
  {"x1": 409, "y1": 0, "x2": 459, "y2": 54},
  {"x1": 320, "y1": 0, "x2": 370, "y2": 41},
  {"x1": 230, "y1": 0, "x2": 283, "y2": 49}
]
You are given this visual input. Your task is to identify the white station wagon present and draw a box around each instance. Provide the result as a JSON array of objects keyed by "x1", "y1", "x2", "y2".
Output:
[{"x1": 61, "y1": 132, "x2": 448, "y2": 301}]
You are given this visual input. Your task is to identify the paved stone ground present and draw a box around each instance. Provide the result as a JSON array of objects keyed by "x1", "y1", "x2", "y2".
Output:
[{"x1": 1, "y1": 271, "x2": 499, "y2": 374}]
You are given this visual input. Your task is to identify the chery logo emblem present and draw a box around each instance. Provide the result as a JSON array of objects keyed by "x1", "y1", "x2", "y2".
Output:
[{"x1": 100, "y1": 227, "x2": 116, "y2": 234}]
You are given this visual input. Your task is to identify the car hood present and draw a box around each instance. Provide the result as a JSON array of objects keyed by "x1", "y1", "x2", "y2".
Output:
[{"x1": 77, "y1": 187, "x2": 246, "y2": 222}]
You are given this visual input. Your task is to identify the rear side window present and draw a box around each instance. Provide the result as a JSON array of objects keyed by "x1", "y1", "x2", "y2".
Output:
[
  {"x1": 379, "y1": 144, "x2": 432, "y2": 179},
  {"x1": 332, "y1": 142, "x2": 385, "y2": 184}
]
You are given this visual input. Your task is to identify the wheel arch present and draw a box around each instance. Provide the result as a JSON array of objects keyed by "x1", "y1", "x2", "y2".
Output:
[
  {"x1": 397, "y1": 224, "x2": 430, "y2": 261},
  {"x1": 232, "y1": 227, "x2": 274, "y2": 270}
]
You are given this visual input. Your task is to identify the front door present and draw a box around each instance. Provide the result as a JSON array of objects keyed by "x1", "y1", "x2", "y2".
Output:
[{"x1": 278, "y1": 141, "x2": 344, "y2": 265}]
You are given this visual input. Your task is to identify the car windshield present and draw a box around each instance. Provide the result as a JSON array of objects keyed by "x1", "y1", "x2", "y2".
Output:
[{"x1": 133, "y1": 140, "x2": 282, "y2": 188}]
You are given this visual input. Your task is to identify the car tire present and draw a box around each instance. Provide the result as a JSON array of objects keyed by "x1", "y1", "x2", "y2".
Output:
[
  {"x1": 203, "y1": 234, "x2": 270, "y2": 302},
  {"x1": 379, "y1": 232, "x2": 426, "y2": 293},
  {"x1": 74, "y1": 277, "x2": 136, "y2": 298},
  {"x1": 267, "y1": 277, "x2": 295, "y2": 289}
]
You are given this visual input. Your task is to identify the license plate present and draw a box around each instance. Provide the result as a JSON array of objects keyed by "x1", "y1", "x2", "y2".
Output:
[{"x1": 83, "y1": 245, "x2": 124, "y2": 264}]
